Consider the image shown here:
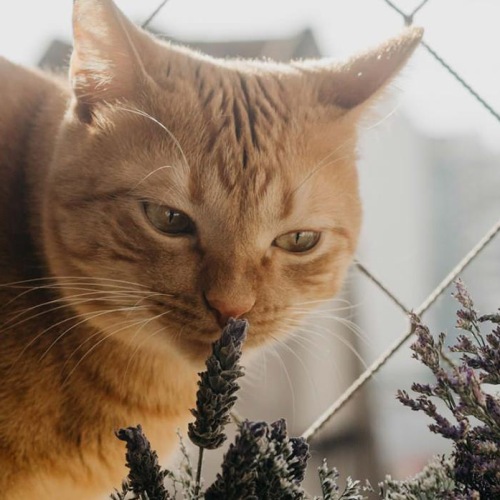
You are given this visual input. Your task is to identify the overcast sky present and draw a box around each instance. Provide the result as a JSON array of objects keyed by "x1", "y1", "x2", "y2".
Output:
[{"x1": 1, "y1": 0, "x2": 499, "y2": 150}]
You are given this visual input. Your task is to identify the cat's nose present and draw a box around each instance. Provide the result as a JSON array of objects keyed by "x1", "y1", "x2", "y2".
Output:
[{"x1": 204, "y1": 294, "x2": 255, "y2": 328}]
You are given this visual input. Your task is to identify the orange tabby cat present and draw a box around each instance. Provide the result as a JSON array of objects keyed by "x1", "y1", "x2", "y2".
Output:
[{"x1": 0, "y1": 0, "x2": 421, "y2": 497}]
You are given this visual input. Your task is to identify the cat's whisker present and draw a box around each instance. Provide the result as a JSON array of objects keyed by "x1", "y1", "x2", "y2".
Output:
[
  {"x1": 240, "y1": 352, "x2": 266, "y2": 390},
  {"x1": 267, "y1": 337, "x2": 297, "y2": 424},
  {"x1": 1, "y1": 280, "x2": 157, "y2": 311},
  {"x1": 285, "y1": 314, "x2": 357, "y2": 344},
  {"x1": 289, "y1": 297, "x2": 353, "y2": 308},
  {"x1": 362, "y1": 100, "x2": 401, "y2": 131},
  {"x1": 286, "y1": 321, "x2": 369, "y2": 370},
  {"x1": 6, "y1": 304, "x2": 149, "y2": 376},
  {"x1": 129, "y1": 291, "x2": 176, "y2": 309},
  {"x1": 62, "y1": 312, "x2": 158, "y2": 386},
  {"x1": 122, "y1": 308, "x2": 173, "y2": 361},
  {"x1": 61, "y1": 311, "x2": 153, "y2": 370},
  {"x1": 241, "y1": 346, "x2": 284, "y2": 397},
  {"x1": 1, "y1": 292, "x2": 152, "y2": 333},
  {"x1": 285, "y1": 330, "x2": 348, "y2": 391},
  {"x1": 293, "y1": 313, "x2": 371, "y2": 347},
  {"x1": 114, "y1": 106, "x2": 190, "y2": 172},
  {"x1": 285, "y1": 307, "x2": 368, "y2": 340},
  {"x1": 315, "y1": 135, "x2": 356, "y2": 164},
  {"x1": 285, "y1": 314, "x2": 367, "y2": 348},
  {"x1": 120, "y1": 311, "x2": 174, "y2": 388},
  {"x1": 2, "y1": 292, "x2": 157, "y2": 369},
  {"x1": 280, "y1": 328, "x2": 325, "y2": 361},
  {"x1": 286, "y1": 304, "x2": 360, "y2": 316},
  {"x1": 2, "y1": 289, "x2": 151, "y2": 327},
  {"x1": 289, "y1": 134, "x2": 359, "y2": 198},
  {"x1": 0, "y1": 275, "x2": 152, "y2": 289},
  {"x1": 171, "y1": 319, "x2": 197, "y2": 345},
  {"x1": 289, "y1": 151, "x2": 355, "y2": 198},
  {"x1": 130, "y1": 165, "x2": 174, "y2": 191},
  {"x1": 38, "y1": 305, "x2": 151, "y2": 362},
  {"x1": 293, "y1": 326, "x2": 365, "y2": 363},
  {"x1": 272, "y1": 328, "x2": 320, "y2": 404},
  {"x1": 32, "y1": 281, "x2": 155, "y2": 292}
]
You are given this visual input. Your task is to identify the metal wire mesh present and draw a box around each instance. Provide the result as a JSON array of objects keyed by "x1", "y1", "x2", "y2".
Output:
[
  {"x1": 143, "y1": 0, "x2": 500, "y2": 443},
  {"x1": 301, "y1": 0, "x2": 500, "y2": 442}
]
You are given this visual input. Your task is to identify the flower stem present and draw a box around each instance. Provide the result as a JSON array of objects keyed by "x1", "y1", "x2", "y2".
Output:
[{"x1": 195, "y1": 446, "x2": 204, "y2": 497}]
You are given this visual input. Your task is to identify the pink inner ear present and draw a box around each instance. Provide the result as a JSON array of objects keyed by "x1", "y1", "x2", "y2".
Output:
[
  {"x1": 320, "y1": 59, "x2": 391, "y2": 110},
  {"x1": 70, "y1": 0, "x2": 150, "y2": 108},
  {"x1": 319, "y1": 27, "x2": 423, "y2": 110}
]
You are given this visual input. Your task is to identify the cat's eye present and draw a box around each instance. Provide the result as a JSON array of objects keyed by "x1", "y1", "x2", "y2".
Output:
[
  {"x1": 143, "y1": 202, "x2": 195, "y2": 236},
  {"x1": 274, "y1": 231, "x2": 321, "y2": 253}
]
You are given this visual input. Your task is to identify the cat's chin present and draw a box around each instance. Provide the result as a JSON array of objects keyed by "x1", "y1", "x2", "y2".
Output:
[
  {"x1": 168, "y1": 323, "x2": 275, "y2": 366},
  {"x1": 107, "y1": 317, "x2": 223, "y2": 366},
  {"x1": 174, "y1": 336, "x2": 220, "y2": 364}
]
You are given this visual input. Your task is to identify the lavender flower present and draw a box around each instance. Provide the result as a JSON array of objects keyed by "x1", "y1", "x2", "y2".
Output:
[
  {"x1": 114, "y1": 425, "x2": 171, "y2": 500},
  {"x1": 379, "y1": 456, "x2": 458, "y2": 499},
  {"x1": 108, "y1": 281, "x2": 500, "y2": 500},
  {"x1": 204, "y1": 420, "x2": 262, "y2": 500},
  {"x1": 315, "y1": 459, "x2": 366, "y2": 500},
  {"x1": 188, "y1": 318, "x2": 248, "y2": 449},
  {"x1": 254, "y1": 419, "x2": 310, "y2": 499},
  {"x1": 206, "y1": 419, "x2": 310, "y2": 500},
  {"x1": 397, "y1": 281, "x2": 500, "y2": 498}
]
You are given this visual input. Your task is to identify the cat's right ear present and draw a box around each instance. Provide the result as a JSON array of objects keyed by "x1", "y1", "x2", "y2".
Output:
[
  {"x1": 70, "y1": 0, "x2": 153, "y2": 123},
  {"x1": 296, "y1": 27, "x2": 423, "y2": 116}
]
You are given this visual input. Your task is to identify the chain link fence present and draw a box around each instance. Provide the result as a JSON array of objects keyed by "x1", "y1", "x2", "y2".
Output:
[{"x1": 301, "y1": 0, "x2": 500, "y2": 442}]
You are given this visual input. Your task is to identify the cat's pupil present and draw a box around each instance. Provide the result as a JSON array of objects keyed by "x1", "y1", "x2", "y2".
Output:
[
  {"x1": 274, "y1": 230, "x2": 321, "y2": 253},
  {"x1": 143, "y1": 202, "x2": 194, "y2": 236}
]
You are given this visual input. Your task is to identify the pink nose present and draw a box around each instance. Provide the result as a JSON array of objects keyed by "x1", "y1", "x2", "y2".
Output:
[{"x1": 204, "y1": 295, "x2": 255, "y2": 327}]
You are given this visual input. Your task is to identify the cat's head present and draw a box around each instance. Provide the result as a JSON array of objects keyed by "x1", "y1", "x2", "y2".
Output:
[{"x1": 43, "y1": 0, "x2": 421, "y2": 362}]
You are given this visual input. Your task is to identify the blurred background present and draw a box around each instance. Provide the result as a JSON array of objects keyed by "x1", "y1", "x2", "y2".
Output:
[{"x1": 2, "y1": 0, "x2": 499, "y2": 495}]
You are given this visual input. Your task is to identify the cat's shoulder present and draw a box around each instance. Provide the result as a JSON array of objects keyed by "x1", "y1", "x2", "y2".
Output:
[
  {"x1": 0, "y1": 56, "x2": 65, "y2": 101},
  {"x1": 0, "y1": 57, "x2": 67, "y2": 136}
]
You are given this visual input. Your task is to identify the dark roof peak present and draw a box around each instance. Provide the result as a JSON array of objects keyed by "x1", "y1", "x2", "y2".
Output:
[{"x1": 38, "y1": 28, "x2": 321, "y2": 71}]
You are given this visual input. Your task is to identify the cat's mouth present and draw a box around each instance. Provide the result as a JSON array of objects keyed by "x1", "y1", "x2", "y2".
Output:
[{"x1": 63, "y1": 289, "x2": 289, "y2": 362}]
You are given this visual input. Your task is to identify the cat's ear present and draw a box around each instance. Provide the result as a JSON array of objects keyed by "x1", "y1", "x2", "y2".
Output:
[
  {"x1": 70, "y1": 0, "x2": 152, "y2": 122},
  {"x1": 299, "y1": 27, "x2": 423, "y2": 112}
]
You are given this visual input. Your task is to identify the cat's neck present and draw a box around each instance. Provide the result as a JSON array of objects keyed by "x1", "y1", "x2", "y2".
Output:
[{"x1": 0, "y1": 59, "x2": 68, "y2": 282}]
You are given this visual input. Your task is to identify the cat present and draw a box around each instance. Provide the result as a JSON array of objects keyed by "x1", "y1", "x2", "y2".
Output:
[{"x1": 0, "y1": 0, "x2": 422, "y2": 497}]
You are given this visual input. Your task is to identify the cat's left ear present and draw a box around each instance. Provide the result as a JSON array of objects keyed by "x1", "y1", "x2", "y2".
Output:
[
  {"x1": 297, "y1": 26, "x2": 423, "y2": 113},
  {"x1": 70, "y1": 0, "x2": 153, "y2": 122}
]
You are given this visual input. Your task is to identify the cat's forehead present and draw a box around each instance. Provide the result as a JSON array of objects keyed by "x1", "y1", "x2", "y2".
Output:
[
  {"x1": 134, "y1": 126, "x2": 354, "y2": 240},
  {"x1": 104, "y1": 88, "x2": 356, "y2": 230},
  {"x1": 141, "y1": 71, "x2": 323, "y2": 191},
  {"x1": 140, "y1": 151, "x2": 293, "y2": 228}
]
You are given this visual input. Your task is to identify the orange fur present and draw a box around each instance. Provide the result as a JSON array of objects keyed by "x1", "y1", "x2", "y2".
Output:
[{"x1": 0, "y1": 0, "x2": 422, "y2": 497}]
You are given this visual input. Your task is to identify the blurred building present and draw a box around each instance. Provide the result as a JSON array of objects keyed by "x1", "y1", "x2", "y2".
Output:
[
  {"x1": 356, "y1": 107, "x2": 500, "y2": 477},
  {"x1": 39, "y1": 28, "x2": 321, "y2": 70}
]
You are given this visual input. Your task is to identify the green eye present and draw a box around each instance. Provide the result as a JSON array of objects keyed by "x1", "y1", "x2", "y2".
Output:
[
  {"x1": 143, "y1": 202, "x2": 195, "y2": 236},
  {"x1": 274, "y1": 231, "x2": 321, "y2": 253}
]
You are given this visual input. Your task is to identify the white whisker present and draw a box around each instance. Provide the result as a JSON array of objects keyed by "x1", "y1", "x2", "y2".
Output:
[
  {"x1": 268, "y1": 337, "x2": 296, "y2": 426},
  {"x1": 273, "y1": 328, "x2": 320, "y2": 405},
  {"x1": 2, "y1": 289, "x2": 149, "y2": 328},
  {"x1": 115, "y1": 106, "x2": 190, "y2": 171},
  {"x1": 120, "y1": 309, "x2": 174, "y2": 387},
  {"x1": 62, "y1": 312, "x2": 157, "y2": 385},
  {"x1": 39, "y1": 305, "x2": 149, "y2": 362}
]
